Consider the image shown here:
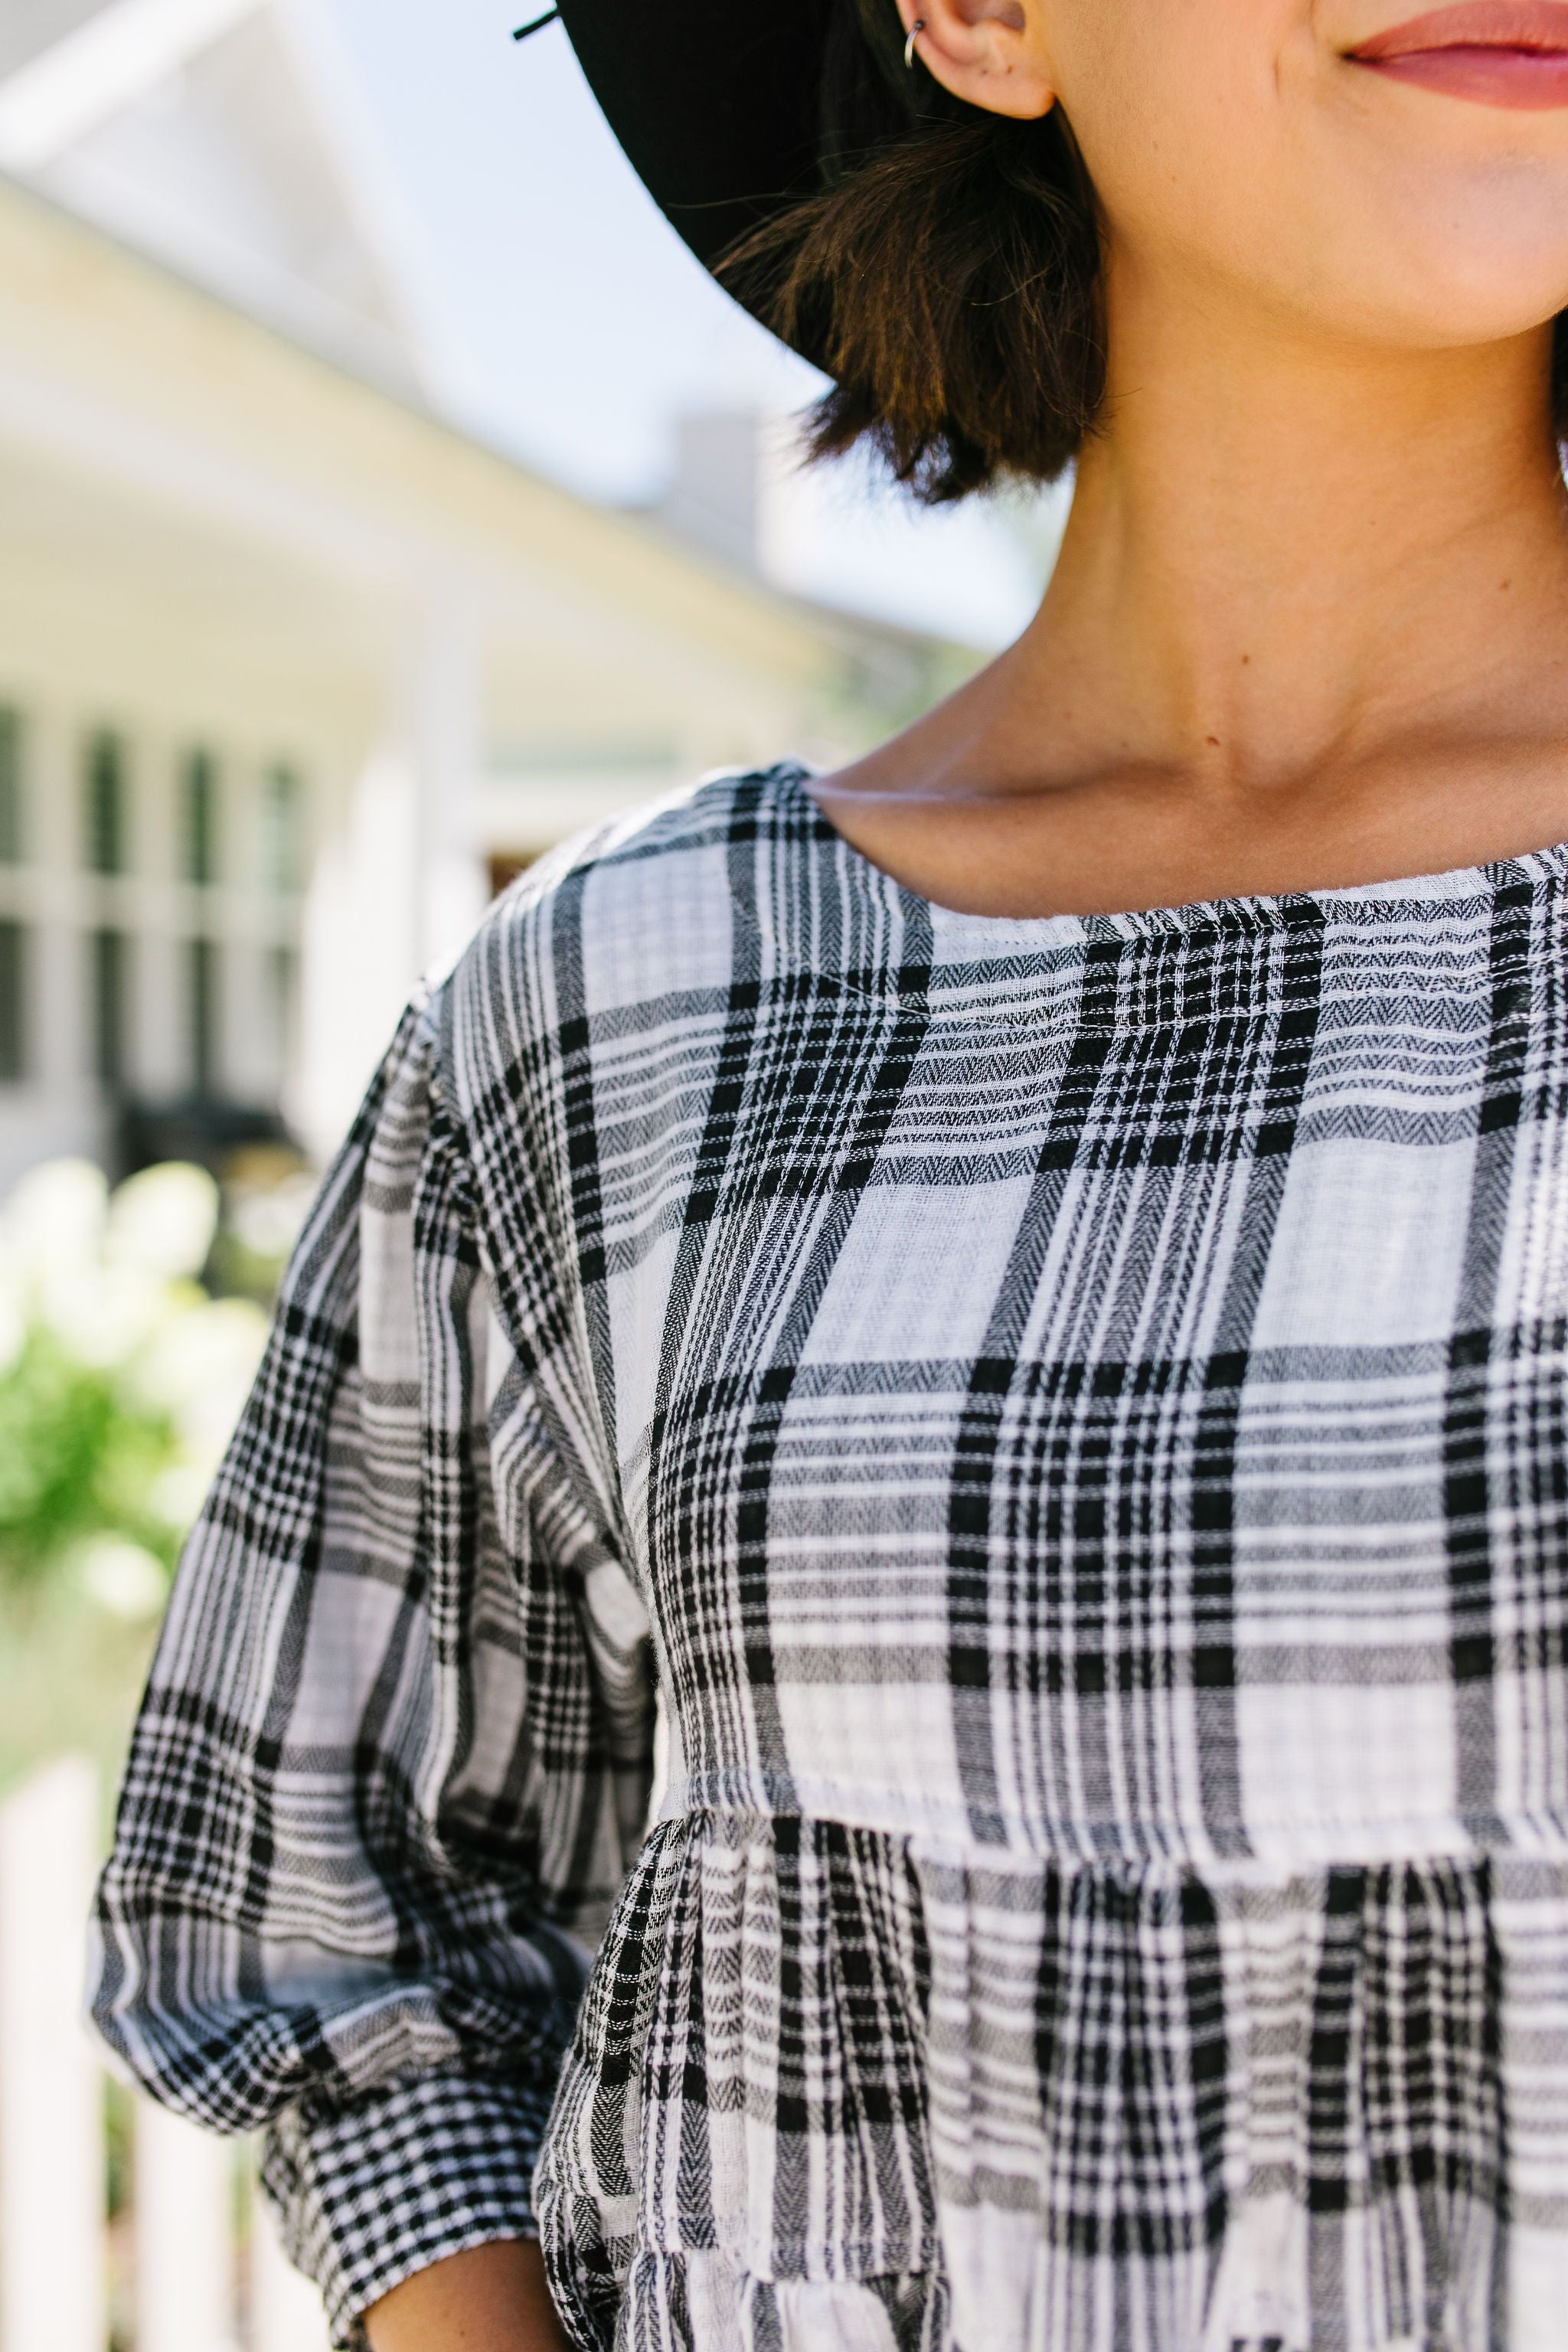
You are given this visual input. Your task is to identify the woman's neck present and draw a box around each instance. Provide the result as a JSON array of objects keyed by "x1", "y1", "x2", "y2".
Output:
[
  {"x1": 1027, "y1": 299, "x2": 1568, "y2": 789},
  {"x1": 815, "y1": 304, "x2": 1568, "y2": 917}
]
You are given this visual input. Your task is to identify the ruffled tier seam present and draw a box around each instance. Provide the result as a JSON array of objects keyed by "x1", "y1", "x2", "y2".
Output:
[{"x1": 656, "y1": 1774, "x2": 1568, "y2": 1869}]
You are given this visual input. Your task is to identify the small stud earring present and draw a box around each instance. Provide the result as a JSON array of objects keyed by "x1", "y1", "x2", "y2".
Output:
[{"x1": 903, "y1": 18, "x2": 926, "y2": 68}]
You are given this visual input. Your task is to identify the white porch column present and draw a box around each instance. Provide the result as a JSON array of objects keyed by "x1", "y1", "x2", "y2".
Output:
[
  {"x1": 411, "y1": 575, "x2": 489, "y2": 982},
  {"x1": 292, "y1": 580, "x2": 488, "y2": 1162}
]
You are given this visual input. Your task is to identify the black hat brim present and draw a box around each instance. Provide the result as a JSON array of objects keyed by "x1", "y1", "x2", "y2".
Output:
[{"x1": 557, "y1": 0, "x2": 832, "y2": 365}]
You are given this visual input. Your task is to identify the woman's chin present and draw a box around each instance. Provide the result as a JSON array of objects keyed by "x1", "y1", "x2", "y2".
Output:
[{"x1": 1277, "y1": 167, "x2": 1568, "y2": 358}]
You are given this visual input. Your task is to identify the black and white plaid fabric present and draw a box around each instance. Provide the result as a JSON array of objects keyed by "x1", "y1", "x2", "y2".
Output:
[{"x1": 91, "y1": 765, "x2": 1568, "y2": 2351}]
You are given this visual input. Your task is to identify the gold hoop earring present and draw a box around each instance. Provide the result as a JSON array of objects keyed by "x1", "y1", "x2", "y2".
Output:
[{"x1": 903, "y1": 18, "x2": 926, "y2": 69}]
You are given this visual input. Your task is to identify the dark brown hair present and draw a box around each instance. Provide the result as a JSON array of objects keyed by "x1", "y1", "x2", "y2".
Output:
[{"x1": 724, "y1": 0, "x2": 1568, "y2": 505}]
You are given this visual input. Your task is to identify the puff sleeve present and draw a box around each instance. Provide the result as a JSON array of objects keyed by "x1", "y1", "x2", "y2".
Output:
[{"x1": 88, "y1": 991, "x2": 655, "y2": 2346}]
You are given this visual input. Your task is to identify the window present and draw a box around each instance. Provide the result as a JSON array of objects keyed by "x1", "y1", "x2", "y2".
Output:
[
  {"x1": 260, "y1": 764, "x2": 302, "y2": 893},
  {"x1": 270, "y1": 942, "x2": 298, "y2": 1072},
  {"x1": 488, "y1": 851, "x2": 540, "y2": 899},
  {"x1": 0, "y1": 710, "x2": 21, "y2": 864},
  {"x1": 84, "y1": 733, "x2": 128, "y2": 874},
  {"x1": 0, "y1": 921, "x2": 25, "y2": 1080},
  {"x1": 182, "y1": 749, "x2": 218, "y2": 885},
  {"x1": 188, "y1": 936, "x2": 219, "y2": 1096},
  {"x1": 90, "y1": 928, "x2": 129, "y2": 1089}
]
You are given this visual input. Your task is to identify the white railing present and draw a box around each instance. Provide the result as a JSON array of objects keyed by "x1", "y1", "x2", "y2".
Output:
[{"x1": 0, "y1": 1759, "x2": 331, "y2": 2352}]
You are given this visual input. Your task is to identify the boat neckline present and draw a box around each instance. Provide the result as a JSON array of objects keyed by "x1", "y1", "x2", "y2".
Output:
[{"x1": 772, "y1": 760, "x2": 1568, "y2": 942}]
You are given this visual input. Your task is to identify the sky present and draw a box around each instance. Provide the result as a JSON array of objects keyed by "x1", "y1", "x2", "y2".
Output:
[{"x1": 321, "y1": 0, "x2": 1065, "y2": 646}]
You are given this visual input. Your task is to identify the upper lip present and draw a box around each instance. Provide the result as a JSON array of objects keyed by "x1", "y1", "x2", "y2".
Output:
[{"x1": 1349, "y1": 0, "x2": 1568, "y2": 55}]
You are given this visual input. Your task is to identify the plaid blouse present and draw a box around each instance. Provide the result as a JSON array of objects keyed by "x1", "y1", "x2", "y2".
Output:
[{"x1": 90, "y1": 765, "x2": 1568, "y2": 2352}]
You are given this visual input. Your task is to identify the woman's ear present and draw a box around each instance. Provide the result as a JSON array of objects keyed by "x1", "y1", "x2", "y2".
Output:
[{"x1": 897, "y1": 0, "x2": 1057, "y2": 121}]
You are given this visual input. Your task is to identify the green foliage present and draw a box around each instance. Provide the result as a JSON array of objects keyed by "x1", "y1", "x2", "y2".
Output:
[
  {"x1": 0, "y1": 1328, "x2": 182, "y2": 1592},
  {"x1": 0, "y1": 1157, "x2": 272, "y2": 1651},
  {"x1": 0, "y1": 1156, "x2": 304, "y2": 1795}
]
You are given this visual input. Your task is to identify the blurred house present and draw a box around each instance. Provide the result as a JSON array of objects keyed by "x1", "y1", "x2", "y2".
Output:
[{"x1": 0, "y1": 0, "x2": 964, "y2": 1189}]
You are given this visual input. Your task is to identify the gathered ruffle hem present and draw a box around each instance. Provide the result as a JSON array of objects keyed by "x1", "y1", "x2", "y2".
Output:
[{"x1": 534, "y1": 1797, "x2": 1568, "y2": 2352}]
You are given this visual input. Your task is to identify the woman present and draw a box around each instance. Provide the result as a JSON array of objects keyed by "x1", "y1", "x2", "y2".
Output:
[{"x1": 90, "y1": 1, "x2": 1568, "y2": 2346}]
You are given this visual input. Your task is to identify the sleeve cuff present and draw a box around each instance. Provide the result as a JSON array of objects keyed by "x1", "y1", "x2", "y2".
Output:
[{"x1": 260, "y1": 2066, "x2": 560, "y2": 2350}]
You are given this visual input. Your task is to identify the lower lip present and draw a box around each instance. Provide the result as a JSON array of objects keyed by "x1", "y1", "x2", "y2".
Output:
[{"x1": 1351, "y1": 44, "x2": 1568, "y2": 105}]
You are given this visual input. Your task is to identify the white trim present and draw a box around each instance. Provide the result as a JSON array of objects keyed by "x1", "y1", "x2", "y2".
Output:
[
  {"x1": 0, "y1": 345, "x2": 420, "y2": 585},
  {"x1": 270, "y1": 0, "x2": 456, "y2": 401},
  {"x1": 0, "y1": 0, "x2": 450, "y2": 400},
  {"x1": 0, "y1": 0, "x2": 264, "y2": 172},
  {"x1": 0, "y1": 1761, "x2": 106, "y2": 2352},
  {"x1": 134, "y1": 2105, "x2": 238, "y2": 2352}
]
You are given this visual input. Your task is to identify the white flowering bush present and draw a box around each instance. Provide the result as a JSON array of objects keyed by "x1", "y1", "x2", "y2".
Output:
[{"x1": 0, "y1": 1158, "x2": 270, "y2": 1624}]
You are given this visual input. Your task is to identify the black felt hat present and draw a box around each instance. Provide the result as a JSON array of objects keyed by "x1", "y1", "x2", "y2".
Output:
[{"x1": 555, "y1": 0, "x2": 839, "y2": 362}]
